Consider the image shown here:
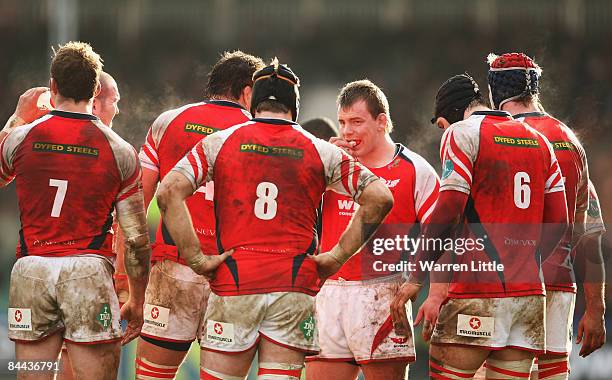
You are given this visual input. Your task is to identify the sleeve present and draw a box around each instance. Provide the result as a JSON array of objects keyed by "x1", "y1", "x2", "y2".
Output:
[
  {"x1": 116, "y1": 145, "x2": 143, "y2": 203},
  {"x1": 585, "y1": 180, "x2": 606, "y2": 236},
  {"x1": 316, "y1": 141, "x2": 377, "y2": 200},
  {"x1": 139, "y1": 127, "x2": 160, "y2": 172},
  {"x1": 413, "y1": 158, "x2": 440, "y2": 223},
  {"x1": 542, "y1": 138, "x2": 565, "y2": 194},
  {"x1": 171, "y1": 138, "x2": 213, "y2": 191},
  {"x1": 575, "y1": 144, "x2": 589, "y2": 213},
  {"x1": 0, "y1": 129, "x2": 20, "y2": 187},
  {"x1": 439, "y1": 123, "x2": 479, "y2": 194}
]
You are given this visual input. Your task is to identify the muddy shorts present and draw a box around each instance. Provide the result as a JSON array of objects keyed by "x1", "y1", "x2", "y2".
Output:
[
  {"x1": 8, "y1": 255, "x2": 122, "y2": 344},
  {"x1": 308, "y1": 275, "x2": 415, "y2": 363},
  {"x1": 430, "y1": 295, "x2": 546, "y2": 352},
  {"x1": 544, "y1": 291, "x2": 575, "y2": 354},
  {"x1": 201, "y1": 292, "x2": 318, "y2": 354},
  {"x1": 140, "y1": 260, "x2": 210, "y2": 345}
]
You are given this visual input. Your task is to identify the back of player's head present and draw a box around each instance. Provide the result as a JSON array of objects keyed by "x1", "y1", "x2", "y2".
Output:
[
  {"x1": 206, "y1": 51, "x2": 265, "y2": 101},
  {"x1": 432, "y1": 73, "x2": 484, "y2": 125},
  {"x1": 487, "y1": 52, "x2": 542, "y2": 109},
  {"x1": 250, "y1": 58, "x2": 300, "y2": 121},
  {"x1": 302, "y1": 117, "x2": 339, "y2": 140},
  {"x1": 337, "y1": 79, "x2": 393, "y2": 133},
  {"x1": 51, "y1": 41, "x2": 103, "y2": 101}
]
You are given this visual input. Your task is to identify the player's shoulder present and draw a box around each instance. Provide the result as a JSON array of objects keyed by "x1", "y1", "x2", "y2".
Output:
[
  {"x1": 92, "y1": 120, "x2": 135, "y2": 151},
  {"x1": 397, "y1": 144, "x2": 438, "y2": 176},
  {"x1": 4, "y1": 114, "x2": 54, "y2": 145},
  {"x1": 156, "y1": 102, "x2": 207, "y2": 126}
]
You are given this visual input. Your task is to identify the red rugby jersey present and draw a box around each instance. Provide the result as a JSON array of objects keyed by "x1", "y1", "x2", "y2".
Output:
[
  {"x1": 515, "y1": 112, "x2": 588, "y2": 292},
  {"x1": 0, "y1": 110, "x2": 141, "y2": 259},
  {"x1": 172, "y1": 117, "x2": 377, "y2": 296},
  {"x1": 440, "y1": 110, "x2": 566, "y2": 298},
  {"x1": 320, "y1": 144, "x2": 440, "y2": 280},
  {"x1": 139, "y1": 100, "x2": 251, "y2": 263}
]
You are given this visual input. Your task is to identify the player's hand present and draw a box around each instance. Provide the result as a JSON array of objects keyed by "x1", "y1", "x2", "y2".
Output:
[
  {"x1": 390, "y1": 281, "x2": 421, "y2": 337},
  {"x1": 414, "y1": 294, "x2": 445, "y2": 342},
  {"x1": 312, "y1": 252, "x2": 343, "y2": 283},
  {"x1": 14, "y1": 87, "x2": 51, "y2": 123},
  {"x1": 329, "y1": 137, "x2": 356, "y2": 156},
  {"x1": 190, "y1": 250, "x2": 233, "y2": 278},
  {"x1": 120, "y1": 299, "x2": 144, "y2": 345},
  {"x1": 576, "y1": 309, "x2": 606, "y2": 357}
]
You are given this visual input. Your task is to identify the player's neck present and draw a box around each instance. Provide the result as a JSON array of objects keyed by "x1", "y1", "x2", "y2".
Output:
[
  {"x1": 255, "y1": 111, "x2": 293, "y2": 121},
  {"x1": 358, "y1": 134, "x2": 396, "y2": 168},
  {"x1": 464, "y1": 105, "x2": 490, "y2": 118},
  {"x1": 53, "y1": 96, "x2": 94, "y2": 115},
  {"x1": 501, "y1": 101, "x2": 540, "y2": 116}
]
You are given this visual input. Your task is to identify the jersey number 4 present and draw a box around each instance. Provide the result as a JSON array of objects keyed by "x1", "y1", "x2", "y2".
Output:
[
  {"x1": 49, "y1": 179, "x2": 68, "y2": 217},
  {"x1": 254, "y1": 182, "x2": 278, "y2": 220}
]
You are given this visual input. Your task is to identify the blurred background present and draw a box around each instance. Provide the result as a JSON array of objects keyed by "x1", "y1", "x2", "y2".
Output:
[{"x1": 0, "y1": 0, "x2": 611, "y2": 379}]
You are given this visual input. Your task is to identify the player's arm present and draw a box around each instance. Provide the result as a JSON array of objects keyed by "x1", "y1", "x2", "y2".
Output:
[
  {"x1": 575, "y1": 181, "x2": 606, "y2": 357},
  {"x1": 156, "y1": 138, "x2": 231, "y2": 276},
  {"x1": 311, "y1": 143, "x2": 393, "y2": 279},
  {"x1": 540, "y1": 143, "x2": 570, "y2": 263},
  {"x1": 114, "y1": 129, "x2": 162, "y2": 298},
  {"x1": 315, "y1": 179, "x2": 394, "y2": 279},
  {"x1": 1, "y1": 87, "x2": 50, "y2": 142}
]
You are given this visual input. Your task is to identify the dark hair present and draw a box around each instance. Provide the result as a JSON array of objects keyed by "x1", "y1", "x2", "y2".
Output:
[
  {"x1": 255, "y1": 99, "x2": 290, "y2": 115},
  {"x1": 302, "y1": 117, "x2": 338, "y2": 140},
  {"x1": 337, "y1": 79, "x2": 393, "y2": 132},
  {"x1": 51, "y1": 41, "x2": 103, "y2": 101},
  {"x1": 206, "y1": 51, "x2": 264, "y2": 100}
]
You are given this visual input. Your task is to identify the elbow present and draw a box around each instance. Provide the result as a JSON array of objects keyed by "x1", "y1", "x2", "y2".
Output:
[
  {"x1": 155, "y1": 181, "x2": 172, "y2": 212},
  {"x1": 380, "y1": 186, "x2": 394, "y2": 216}
]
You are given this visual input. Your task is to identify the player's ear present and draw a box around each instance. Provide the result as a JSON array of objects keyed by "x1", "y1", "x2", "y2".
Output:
[
  {"x1": 241, "y1": 85, "x2": 253, "y2": 110},
  {"x1": 93, "y1": 81, "x2": 102, "y2": 98},
  {"x1": 436, "y1": 117, "x2": 451, "y2": 130},
  {"x1": 49, "y1": 78, "x2": 58, "y2": 95},
  {"x1": 376, "y1": 113, "x2": 388, "y2": 133}
]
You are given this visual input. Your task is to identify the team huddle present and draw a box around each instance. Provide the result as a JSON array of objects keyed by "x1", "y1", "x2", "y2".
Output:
[{"x1": 0, "y1": 42, "x2": 606, "y2": 380}]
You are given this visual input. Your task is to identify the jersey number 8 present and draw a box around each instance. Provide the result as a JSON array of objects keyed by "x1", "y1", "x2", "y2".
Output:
[{"x1": 254, "y1": 182, "x2": 278, "y2": 220}]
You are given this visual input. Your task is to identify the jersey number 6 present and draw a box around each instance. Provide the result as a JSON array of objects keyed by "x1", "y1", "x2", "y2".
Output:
[{"x1": 513, "y1": 172, "x2": 531, "y2": 209}]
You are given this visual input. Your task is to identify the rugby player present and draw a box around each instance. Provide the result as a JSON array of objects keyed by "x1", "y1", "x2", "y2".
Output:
[
  {"x1": 133, "y1": 51, "x2": 264, "y2": 379},
  {"x1": 302, "y1": 117, "x2": 339, "y2": 141},
  {"x1": 1, "y1": 42, "x2": 151, "y2": 380},
  {"x1": 2, "y1": 72, "x2": 124, "y2": 380},
  {"x1": 156, "y1": 59, "x2": 394, "y2": 380},
  {"x1": 305, "y1": 80, "x2": 439, "y2": 380},
  {"x1": 390, "y1": 73, "x2": 569, "y2": 379},
  {"x1": 488, "y1": 52, "x2": 605, "y2": 379}
]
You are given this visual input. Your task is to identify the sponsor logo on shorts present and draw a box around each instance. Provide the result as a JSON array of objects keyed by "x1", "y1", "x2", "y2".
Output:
[
  {"x1": 96, "y1": 304, "x2": 112, "y2": 329},
  {"x1": 206, "y1": 320, "x2": 234, "y2": 344},
  {"x1": 299, "y1": 315, "x2": 315, "y2": 341},
  {"x1": 457, "y1": 314, "x2": 494, "y2": 338},
  {"x1": 389, "y1": 333, "x2": 409, "y2": 348},
  {"x1": 8, "y1": 308, "x2": 32, "y2": 331},
  {"x1": 144, "y1": 304, "x2": 170, "y2": 330}
]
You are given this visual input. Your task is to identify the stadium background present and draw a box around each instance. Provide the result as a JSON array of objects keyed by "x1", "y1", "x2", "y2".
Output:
[{"x1": 0, "y1": 0, "x2": 611, "y2": 378}]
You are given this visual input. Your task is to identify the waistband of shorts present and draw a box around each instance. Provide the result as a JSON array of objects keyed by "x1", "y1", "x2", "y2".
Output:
[{"x1": 323, "y1": 273, "x2": 403, "y2": 286}]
